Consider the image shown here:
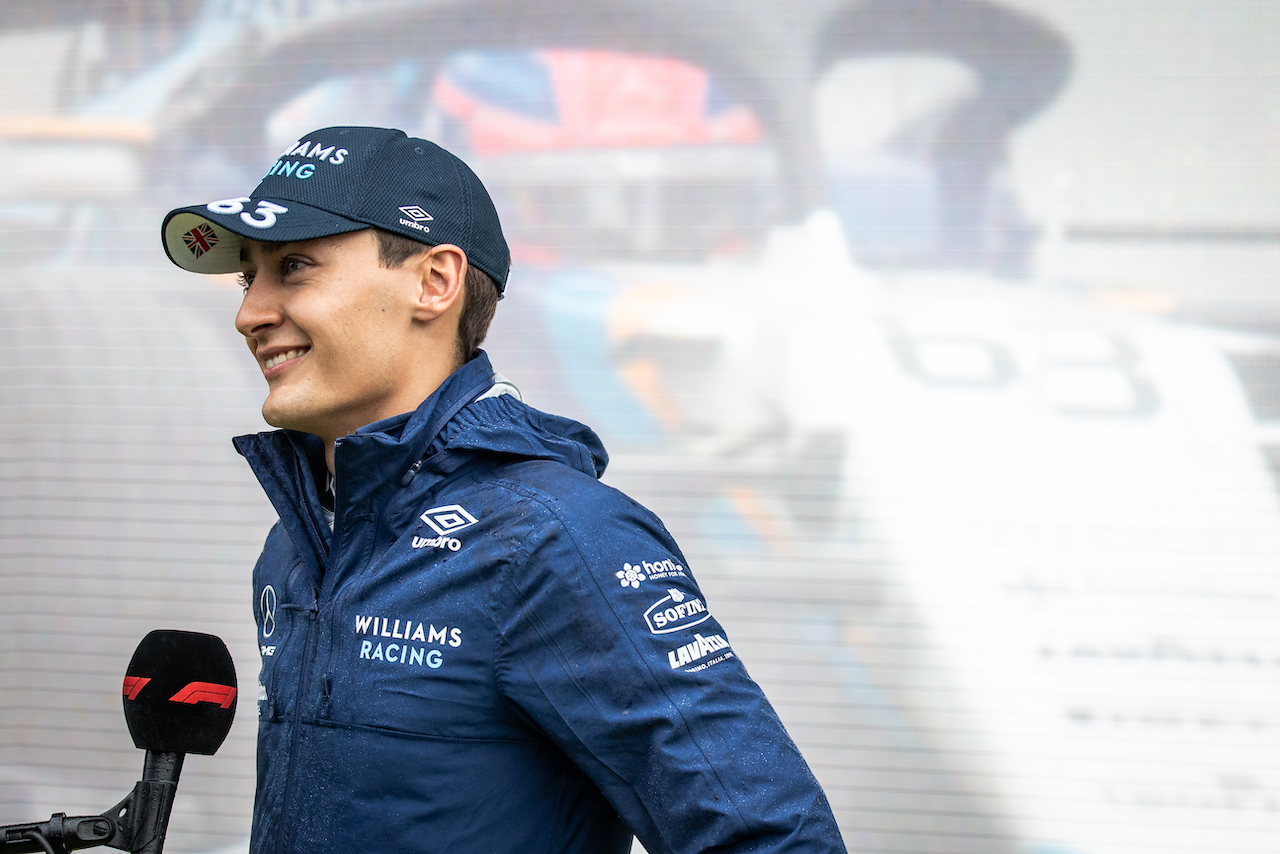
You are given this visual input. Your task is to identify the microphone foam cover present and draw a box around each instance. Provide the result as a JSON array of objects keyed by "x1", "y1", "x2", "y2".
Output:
[{"x1": 123, "y1": 630, "x2": 237, "y2": 754}]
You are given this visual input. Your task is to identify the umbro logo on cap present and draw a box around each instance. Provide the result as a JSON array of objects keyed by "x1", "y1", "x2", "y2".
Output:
[{"x1": 399, "y1": 205, "x2": 433, "y2": 221}]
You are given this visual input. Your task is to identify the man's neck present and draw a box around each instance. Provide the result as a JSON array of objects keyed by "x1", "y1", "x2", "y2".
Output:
[{"x1": 320, "y1": 363, "x2": 466, "y2": 474}]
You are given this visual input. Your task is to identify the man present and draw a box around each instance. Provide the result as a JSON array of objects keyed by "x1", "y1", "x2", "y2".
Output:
[{"x1": 161, "y1": 126, "x2": 846, "y2": 853}]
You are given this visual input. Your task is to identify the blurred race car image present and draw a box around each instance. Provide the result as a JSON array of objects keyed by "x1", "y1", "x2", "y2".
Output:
[{"x1": 2, "y1": 2, "x2": 1278, "y2": 853}]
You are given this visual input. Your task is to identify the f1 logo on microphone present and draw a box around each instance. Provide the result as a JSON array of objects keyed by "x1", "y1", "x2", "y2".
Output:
[
  {"x1": 170, "y1": 682, "x2": 238, "y2": 709},
  {"x1": 123, "y1": 677, "x2": 238, "y2": 709},
  {"x1": 122, "y1": 676, "x2": 151, "y2": 700}
]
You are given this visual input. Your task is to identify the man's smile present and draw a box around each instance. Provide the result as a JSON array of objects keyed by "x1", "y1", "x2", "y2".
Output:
[{"x1": 260, "y1": 346, "x2": 311, "y2": 375}]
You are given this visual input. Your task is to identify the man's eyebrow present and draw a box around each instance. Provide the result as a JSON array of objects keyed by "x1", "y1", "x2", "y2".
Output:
[{"x1": 240, "y1": 240, "x2": 289, "y2": 263}]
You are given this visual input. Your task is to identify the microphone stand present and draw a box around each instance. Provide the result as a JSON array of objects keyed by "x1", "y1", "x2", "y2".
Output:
[{"x1": 0, "y1": 751, "x2": 184, "y2": 854}]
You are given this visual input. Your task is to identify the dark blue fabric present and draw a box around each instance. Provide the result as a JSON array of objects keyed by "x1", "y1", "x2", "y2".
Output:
[
  {"x1": 162, "y1": 126, "x2": 511, "y2": 290},
  {"x1": 234, "y1": 351, "x2": 846, "y2": 854}
]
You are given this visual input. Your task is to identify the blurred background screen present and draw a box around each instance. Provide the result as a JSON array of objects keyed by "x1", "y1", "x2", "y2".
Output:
[{"x1": 1, "y1": 1, "x2": 1278, "y2": 852}]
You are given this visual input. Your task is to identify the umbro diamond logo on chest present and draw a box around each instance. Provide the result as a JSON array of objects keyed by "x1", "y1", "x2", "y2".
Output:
[{"x1": 421, "y1": 504, "x2": 478, "y2": 535}]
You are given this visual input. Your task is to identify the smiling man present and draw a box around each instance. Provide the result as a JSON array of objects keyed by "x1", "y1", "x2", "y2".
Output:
[
  {"x1": 161, "y1": 126, "x2": 845, "y2": 854},
  {"x1": 234, "y1": 231, "x2": 468, "y2": 472}
]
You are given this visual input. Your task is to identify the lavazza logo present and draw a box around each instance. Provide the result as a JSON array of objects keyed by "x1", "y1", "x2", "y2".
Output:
[
  {"x1": 668, "y1": 632, "x2": 732, "y2": 672},
  {"x1": 399, "y1": 204, "x2": 433, "y2": 234},
  {"x1": 644, "y1": 587, "x2": 710, "y2": 634},
  {"x1": 414, "y1": 504, "x2": 478, "y2": 551}
]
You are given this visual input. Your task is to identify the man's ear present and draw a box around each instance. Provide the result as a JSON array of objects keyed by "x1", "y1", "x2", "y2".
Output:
[{"x1": 412, "y1": 244, "x2": 466, "y2": 322}]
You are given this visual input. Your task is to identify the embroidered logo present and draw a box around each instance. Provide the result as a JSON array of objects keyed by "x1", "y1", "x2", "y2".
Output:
[
  {"x1": 616, "y1": 558, "x2": 687, "y2": 588},
  {"x1": 413, "y1": 534, "x2": 461, "y2": 552},
  {"x1": 260, "y1": 586, "x2": 277, "y2": 638},
  {"x1": 421, "y1": 505, "x2": 478, "y2": 535},
  {"x1": 259, "y1": 585, "x2": 278, "y2": 656},
  {"x1": 617, "y1": 564, "x2": 645, "y2": 588},
  {"x1": 399, "y1": 204, "x2": 433, "y2": 234},
  {"x1": 668, "y1": 633, "x2": 732, "y2": 672},
  {"x1": 399, "y1": 205, "x2": 433, "y2": 221},
  {"x1": 354, "y1": 614, "x2": 461, "y2": 670},
  {"x1": 183, "y1": 223, "x2": 219, "y2": 258},
  {"x1": 644, "y1": 588, "x2": 710, "y2": 634}
]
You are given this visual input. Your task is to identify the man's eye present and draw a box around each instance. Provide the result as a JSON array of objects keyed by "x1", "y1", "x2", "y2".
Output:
[
  {"x1": 283, "y1": 258, "x2": 306, "y2": 275},
  {"x1": 237, "y1": 272, "x2": 254, "y2": 293}
]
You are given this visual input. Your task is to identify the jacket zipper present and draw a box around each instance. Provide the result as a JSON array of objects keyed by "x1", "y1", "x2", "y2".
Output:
[
  {"x1": 275, "y1": 583, "x2": 318, "y2": 854},
  {"x1": 275, "y1": 453, "x2": 328, "y2": 854}
]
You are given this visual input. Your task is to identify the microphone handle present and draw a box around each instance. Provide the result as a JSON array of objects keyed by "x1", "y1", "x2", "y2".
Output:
[
  {"x1": 0, "y1": 752, "x2": 185, "y2": 854},
  {"x1": 0, "y1": 815, "x2": 115, "y2": 853},
  {"x1": 126, "y1": 751, "x2": 185, "y2": 854}
]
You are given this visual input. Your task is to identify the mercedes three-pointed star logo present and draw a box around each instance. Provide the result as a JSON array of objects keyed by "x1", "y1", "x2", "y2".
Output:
[{"x1": 260, "y1": 585, "x2": 277, "y2": 639}]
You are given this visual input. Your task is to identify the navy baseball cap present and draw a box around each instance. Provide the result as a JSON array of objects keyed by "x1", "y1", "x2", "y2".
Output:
[{"x1": 161, "y1": 126, "x2": 510, "y2": 292}]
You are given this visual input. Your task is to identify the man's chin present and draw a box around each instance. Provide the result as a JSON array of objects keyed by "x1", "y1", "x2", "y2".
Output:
[
  {"x1": 263, "y1": 410, "x2": 288, "y2": 430},
  {"x1": 261, "y1": 398, "x2": 315, "y2": 434}
]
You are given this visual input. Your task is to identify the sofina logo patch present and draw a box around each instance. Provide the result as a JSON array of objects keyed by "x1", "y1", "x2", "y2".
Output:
[{"x1": 644, "y1": 588, "x2": 710, "y2": 634}]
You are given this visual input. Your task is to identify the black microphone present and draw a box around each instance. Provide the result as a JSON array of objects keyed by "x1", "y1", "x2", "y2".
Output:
[
  {"x1": 116, "y1": 630, "x2": 238, "y2": 854},
  {"x1": 0, "y1": 630, "x2": 237, "y2": 854},
  {"x1": 122, "y1": 629, "x2": 238, "y2": 755}
]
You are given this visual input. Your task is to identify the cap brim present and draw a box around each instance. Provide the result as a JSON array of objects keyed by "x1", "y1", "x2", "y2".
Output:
[{"x1": 161, "y1": 197, "x2": 369, "y2": 274}]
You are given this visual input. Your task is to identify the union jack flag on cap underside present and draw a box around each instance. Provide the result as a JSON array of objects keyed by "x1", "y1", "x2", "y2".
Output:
[{"x1": 184, "y1": 223, "x2": 219, "y2": 258}]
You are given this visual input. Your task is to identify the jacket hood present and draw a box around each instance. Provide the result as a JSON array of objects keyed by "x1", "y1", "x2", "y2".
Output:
[
  {"x1": 367, "y1": 350, "x2": 608, "y2": 484},
  {"x1": 436, "y1": 394, "x2": 608, "y2": 479}
]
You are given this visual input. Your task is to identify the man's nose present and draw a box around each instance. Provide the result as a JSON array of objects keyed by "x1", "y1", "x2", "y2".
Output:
[{"x1": 235, "y1": 280, "x2": 281, "y2": 337}]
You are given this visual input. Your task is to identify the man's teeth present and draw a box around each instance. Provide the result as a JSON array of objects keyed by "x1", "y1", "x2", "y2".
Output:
[{"x1": 264, "y1": 348, "x2": 306, "y2": 369}]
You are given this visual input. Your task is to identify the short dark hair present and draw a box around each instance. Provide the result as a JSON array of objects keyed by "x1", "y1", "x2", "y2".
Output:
[{"x1": 373, "y1": 228, "x2": 500, "y2": 368}]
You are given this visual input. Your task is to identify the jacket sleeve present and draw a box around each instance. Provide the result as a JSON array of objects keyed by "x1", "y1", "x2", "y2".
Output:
[{"x1": 489, "y1": 479, "x2": 847, "y2": 854}]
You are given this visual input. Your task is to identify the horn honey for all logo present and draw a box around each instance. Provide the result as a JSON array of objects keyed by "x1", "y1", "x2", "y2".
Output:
[{"x1": 615, "y1": 558, "x2": 688, "y2": 588}]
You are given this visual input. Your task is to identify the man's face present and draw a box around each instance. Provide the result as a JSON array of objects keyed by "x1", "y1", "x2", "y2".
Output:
[{"x1": 235, "y1": 229, "x2": 431, "y2": 442}]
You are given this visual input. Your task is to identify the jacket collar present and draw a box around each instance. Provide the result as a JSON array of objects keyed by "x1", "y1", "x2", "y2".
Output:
[
  {"x1": 231, "y1": 353, "x2": 494, "y2": 565},
  {"x1": 232, "y1": 351, "x2": 608, "y2": 574}
]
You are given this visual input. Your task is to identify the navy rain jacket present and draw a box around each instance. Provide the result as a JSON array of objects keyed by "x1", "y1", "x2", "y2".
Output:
[{"x1": 234, "y1": 352, "x2": 846, "y2": 854}]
